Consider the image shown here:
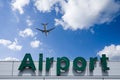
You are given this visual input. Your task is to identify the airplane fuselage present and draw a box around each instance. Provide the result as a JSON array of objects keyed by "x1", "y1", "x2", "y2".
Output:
[
  {"x1": 36, "y1": 23, "x2": 55, "y2": 36},
  {"x1": 43, "y1": 25, "x2": 48, "y2": 36}
]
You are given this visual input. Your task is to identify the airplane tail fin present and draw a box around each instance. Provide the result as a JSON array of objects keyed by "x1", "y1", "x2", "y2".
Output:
[{"x1": 41, "y1": 23, "x2": 48, "y2": 26}]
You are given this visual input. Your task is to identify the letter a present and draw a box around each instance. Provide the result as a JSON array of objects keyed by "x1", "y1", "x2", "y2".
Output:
[{"x1": 18, "y1": 53, "x2": 36, "y2": 71}]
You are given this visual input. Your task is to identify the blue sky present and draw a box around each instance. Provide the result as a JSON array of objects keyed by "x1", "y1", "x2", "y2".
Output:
[{"x1": 0, "y1": 0, "x2": 120, "y2": 61}]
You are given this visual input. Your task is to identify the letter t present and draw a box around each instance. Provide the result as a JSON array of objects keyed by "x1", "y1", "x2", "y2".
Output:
[{"x1": 100, "y1": 54, "x2": 110, "y2": 71}]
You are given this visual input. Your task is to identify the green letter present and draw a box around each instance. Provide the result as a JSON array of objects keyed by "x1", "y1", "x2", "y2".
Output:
[
  {"x1": 39, "y1": 54, "x2": 43, "y2": 71},
  {"x1": 18, "y1": 53, "x2": 36, "y2": 71},
  {"x1": 57, "y1": 57, "x2": 70, "y2": 76},
  {"x1": 73, "y1": 57, "x2": 86, "y2": 72},
  {"x1": 100, "y1": 54, "x2": 110, "y2": 71},
  {"x1": 89, "y1": 57, "x2": 97, "y2": 71},
  {"x1": 46, "y1": 57, "x2": 54, "y2": 71}
]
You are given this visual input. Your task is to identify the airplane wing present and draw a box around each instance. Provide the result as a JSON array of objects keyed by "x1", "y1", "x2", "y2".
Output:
[
  {"x1": 36, "y1": 28, "x2": 45, "y2": 32},
  {"x1": 47, "y1": 27, "x2": 55, "y2": 32}
]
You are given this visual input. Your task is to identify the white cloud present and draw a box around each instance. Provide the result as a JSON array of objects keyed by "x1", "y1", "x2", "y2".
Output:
[
  {"x1": 55, "y1": 18, "x2": 69, "y2": 30},
  {"x1": 34, "y1": 0, "x2": 120, "y2": 30},
  {"x1": 19, "y1": 28, "x2": 35, "y2": 38},
  {"x1": 0, "y1": 39, "x2": 12, "y2": 46},
  {"x1": 30, "y1": 40, "x2": 42, "y2": 48},
  {"x1": 26, "y1": 19, "x2": 33, "y2": 26},
  {"x1": 55, "y1": 0, "x2": 120, "y2": 30},
  {"x1": 0, "y1": 57, "x2": 19, "y2": 61},
  {"x1": 26, "y1": 16, "x2": 33, "y2": 26},
  {"x1": 8, "y1": 39, "x2": 22, "y2": 51},
  {"x1": 11, "y1": 0, "x2": 30, "y2": 14},
  {"x1": 0, "y1": 39, "x2": 22, "y2": 51},
  {"x1": 34, "y1": 0, "x2": 60, "y2": 12},
  {"x1": 97, "y1": 44, "x2": 120, "y2": 61}
]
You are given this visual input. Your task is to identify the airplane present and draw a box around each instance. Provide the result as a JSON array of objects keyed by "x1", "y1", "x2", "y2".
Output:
[{"x1": 36, "y1": 23, "x2": 55, "y2": 36}]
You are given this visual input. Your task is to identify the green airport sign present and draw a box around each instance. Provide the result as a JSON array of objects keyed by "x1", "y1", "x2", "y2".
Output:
[{"x1": 18, "y1": 53, "x2": 110, "y2": 76}]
